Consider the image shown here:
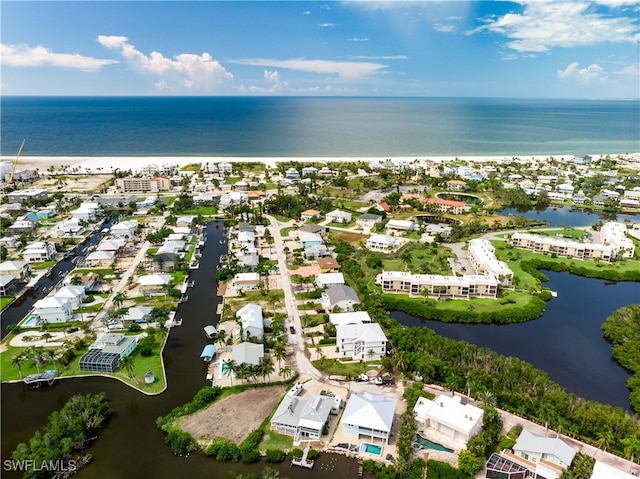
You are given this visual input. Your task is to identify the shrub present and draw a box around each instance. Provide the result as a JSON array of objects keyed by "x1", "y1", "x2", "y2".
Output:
[
  {"x1": 306, "y1": 449, "x2": 319, "y2": 460},
  {"x1": 206, "y1": 437, "x2": 240, "y2": 462},
  {"x1": 165, "y1": 428, "x2": 197, "y2": 455},
  {"x1": 265, "y1": 449, "x2": 286, "y2": 463},
  {"x1": 128, "y1": 323, "x2": 142, "y2": 332},
  {"x1": 290, "y1": 448, "x2": 303, "y2": 459}
]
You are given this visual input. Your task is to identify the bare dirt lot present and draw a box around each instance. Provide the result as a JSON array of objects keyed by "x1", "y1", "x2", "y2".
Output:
[
  {"x1": 179, "y1": 385, "x2": 287, "y2": 443},
  {"x1": 32, "y1": 174, "x2": 111, "y2": 193}
]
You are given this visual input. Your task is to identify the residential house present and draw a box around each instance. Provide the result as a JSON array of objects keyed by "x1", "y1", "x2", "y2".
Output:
[
  {"x1": 318, "y1": 166, "x2": 333, "y2": 177},
  {"x1": 0, "y1": 235, "x2": 21, "y2": 249},
  {"x1": 326, "y1": 209, "x2": 352, "y2": 224},
  {"x1": 138, "y1": 274, "x2": 172, "y2": 296},
  {"x1": 110, "y1": 220, "x2": 138, "y2": 238},
  {"x1": 590, "y1": 461, "x2": 635, "y2": 479},
  {"x1": 231, "y1": 342, "x2": 264, "y2": 366},
  {"x1": 96, "y1": 238, "x2": 127, "y2": 254},
  {"x1": 356, "y1": 213, "x2": 384, "y2": 230},
  {"x1": 446, "y1": 179, "x2": 468, "y2": 191},
  {"x1": 336, "y1": 322, "x2": 387, "y2": 360},
  {"x1": 79, "y1": 333, "x2": 137, "y2": 373},
  {"x1": 120, "y1": 306, "x2": 153, "y2": 325},
  {"x1": 142, "y1": 163, "x2": 159, "y2": 175},
  {"x1": 386, "y1": 219, "x2": 415, "y2": 231},
  {"x1": 329, "y1": 311, "x2": 372, "y2": 327},
  {"x1": 60, "y1": 218, "x2": 85, "y2": 236},
  {"x1": 85, "y1": 250, "x2": 115, "y2": 268},
  {"x1": 299, "y1": 232, "x2": 323, "y2": 250},
  {"x1": 304, "y1": 244, "x2": 331, "y2": 260},
  {"x1": 157, "y1": 240, "x2": 186, "y2": 255},
  {"x1": 572, "y1": 191, "x2": 587, "y2": 205},
  {"x1": 315, "y1": 272, "x2": 345, "y2": 289},
  {"x1": 301, "y1": 166, "x2": 318, "y2": 177},
  {"x1": 176, "y1": 216, "x2": 196, "y2": 229},
  {"x1": 32, "y1": 296, "x2": 74, "y2": 323},
  {"x1": 6, "y1": 189, "x2": 48, "y2": 203},
  {"x1": 316, "y1": 257, "x2": 340, "y2": 273},
  {"x1": 366, "y1": 234, "x2": 396, "y2": 251},
  {"x1": 285, "y1": 168, "x2": 300, "y2": 180},
  {"x1": 7, "y1": 215, "x2": 38, "y2": 235},
  {"x1": 218, "y1": 162, "x2": 233, "y2": 174},
  {"x1": 238, "y1": 253, "x2": 260, "y2": 272},
  {"x1": 271, "y1": 393, "x2": 334, "y2": 441},
  {"x1": 22, "y1": 241, "x2": 57, "y2": 263},
  {"x1": 136, "y1": 196, "x2": 158, "y2": 208},
  {"x1": 298, "y1": 224, "x2": 326, "y2": 235},
  {"x1": 54, "y1": 285, "x2": 86, "y2": 308},
  {"x1": 152, "y1": 252, "x2": 178, "y2": 272},
  {"x1": 301, "y1": 209, "x2": 322, "y2": 221},
  {"x1": 234, "y1": 180, "x2": 249, "y2": 191},
  {"x1": 0, "y1": 260, "x2": 30, "y2": 281},
  {"x1": 413, "y1": 395, "x2": 484, "y2": 450},
  {"x1": 232, "y1": 272, "x2": 260, "y2": 291},
  {"x1": 236, "y1": 303, "x2": 264, "y2": 340},
  {"x1": 341, "y1": 392, "x2": 396, "y2": 444},
  {"x1": 425, "y1": 223, "x2": 452, "y2": 238},
  {"x1": 509, "y1": 428, "x2": 576, "y2": 479},
  {"x1": 0, "y1": 275, "x2": 19, "y2": 296},
  {"x1": 70, "y1": 272, "x2": 100, "y2": 292},
  {"x1": 71, "y1": 202, "x2": 100, "y2": 221},
  {"x1": 321, "y1": 284, "x2": 360, "y2": 312},
  {"x1": 592, "y1": 195, "x2": 607, "y2": 207},
  {"x1": 557, "y1": 183, "x2": 574, "y2": 195}
]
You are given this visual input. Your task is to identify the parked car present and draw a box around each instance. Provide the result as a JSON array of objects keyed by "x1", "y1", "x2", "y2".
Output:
[
  {"x1": 289, "y1": 326, "x2": 296, "y2": 334},
  {"x1": 314, "y1": 307, "x2": 326, "y2": 314},
  {"x1": 355, "y1": 374, "x2": 369, "y2": 382}
]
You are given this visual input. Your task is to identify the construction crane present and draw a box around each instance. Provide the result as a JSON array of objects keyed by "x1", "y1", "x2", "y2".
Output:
[{"x1": 8, "y1": 138, "x2": 26, "y2": 184}]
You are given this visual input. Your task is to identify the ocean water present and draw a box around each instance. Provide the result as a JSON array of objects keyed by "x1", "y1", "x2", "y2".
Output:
[{"x1": 1, "y1": 96, "x2": 638, "y2": 157}]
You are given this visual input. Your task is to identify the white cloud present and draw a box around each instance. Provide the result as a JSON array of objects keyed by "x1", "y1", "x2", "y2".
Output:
[
  {"x1": 0, "y1": 43, "x2": 118, "y2": 71},
  {"x1": 615, "y1": 61, "x2": 640, "y2": 77},
  {"x1": 303, "y1": 10, "x2": 311, "y2": 15},
  {"x1": 230, "y1": 58, "x2": 387, "y2": 80},
  {"x1": 319, "y1": 23, "x2": 336, "y2": 27},
  {"x1": 470, "y1": 1, "x2": 640, "y2": 53},
  {"x1": 97, "y1": 35, "x2": 233, "y2": 91},
  {"x1": 350, "y1": 55, "x2": 407, "y2": 60},
  {"x1": 557, "y1": 61, "x2": 608, "y2": 82},
  {"x1": 434, "y1": 24, "x2": 455, "y2": 33},
  {"x1": 235, "y1": 70, "x2": 346, "y2": 95},
  {"x1": 348, "y1": 37, "x2": 370, "y2": 42}
]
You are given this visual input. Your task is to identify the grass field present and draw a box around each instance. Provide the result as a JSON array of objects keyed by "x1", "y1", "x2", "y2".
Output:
[{"x1": 330, "y1": 231, "x2": 368, "y2": 246}]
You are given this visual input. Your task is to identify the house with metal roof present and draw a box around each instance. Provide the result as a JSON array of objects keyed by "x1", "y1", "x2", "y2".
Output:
[
  {"x1": 32, "y1": 296, "x2": 73, "y2": 323},
  {"x1": 510, "y1": 428, "x2": 576, "y2": 478},
  {"x1": 53, "y1": 285, "x2": 86, "y2": 308},
  {"x1": 231, "y1": 342, "x2": 264, "y2": 366},
  {"x1": 590, "y1": 460, "x2": 635, "y2": 479},
  {"x1": 341, "y1": 392, "x2": 396, "y2": 444},
  {"x1": 79, "y1": 333, "x2": 137, "y2": 373},
  {"x1": 271, "y1": 393, "x2": 334, "y2": 441},
  {"x1": 235, "y1": 303, "x2": 264, "y2": 340},
  {"x1": 366, "y1": 234, "x2": 396, "y2": 251},
  {"x1": 315, "y1": 272, "x2": 345, "y2": 289},
  {"x1": 321, "y1": 284, "x2": 360, "y2": 312},
  {"x1": 336, "y1": 322, "x2": 387, "y2": 360},
  {"x1": 329, "y1": 311, "x2": 372, "y2": 327}
]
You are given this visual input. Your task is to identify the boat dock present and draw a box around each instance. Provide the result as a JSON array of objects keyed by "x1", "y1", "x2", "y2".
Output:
[
  {"x1": 291, "y1": 445, "x2": 314, "y2": 469},
  {"x1": 23, "y1": 370, "x2": 57, "y2": 387}
]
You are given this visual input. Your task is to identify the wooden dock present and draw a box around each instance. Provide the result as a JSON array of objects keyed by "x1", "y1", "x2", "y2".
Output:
[
  {"x1": 291, "y1": 445, "x2": 314, "y2": 469},
  {"x1": 24, "y1": 370, "x2": 56, "y2": 387}
]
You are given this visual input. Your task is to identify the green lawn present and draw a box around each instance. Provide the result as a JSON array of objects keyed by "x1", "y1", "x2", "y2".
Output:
[
  {"x1": 1, "y1": 297, "x2": 14, "y2": 309},
  {"x1": 30, "y1": 260, "x2": 57, "y2": 270},
  {"x1": 259, "y1": 430, "x2": 293, "y2": 452},
  {"x1": 432, "y1": 291, "x2": 532, "y2": 312},
  {"x1": 311, "y1": 358, "x2": 380, "y2": 377}
]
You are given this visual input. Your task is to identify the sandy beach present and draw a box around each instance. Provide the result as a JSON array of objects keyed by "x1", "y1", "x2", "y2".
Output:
[{"x1": 3, "y1": 153, "x2": 638, "y2": 175}]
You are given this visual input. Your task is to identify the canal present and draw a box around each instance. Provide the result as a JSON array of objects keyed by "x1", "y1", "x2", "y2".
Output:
[{"x1": 1, "y1": 221, "x2": 361, "y2": 479}]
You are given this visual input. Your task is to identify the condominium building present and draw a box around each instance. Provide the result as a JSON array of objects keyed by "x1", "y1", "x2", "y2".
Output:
[
  {"x1": 115, "y1": 175, "x2": 171, "y2": 193},
  {"x1": 377, "y1": 271, "x2": 499, "y2": 299},
  {"x1": 468, "y1": 239, "x2": 513, "y2": 286},
  {"x1": 600, "y1": 222, "x2": 635, "y2": 258}
]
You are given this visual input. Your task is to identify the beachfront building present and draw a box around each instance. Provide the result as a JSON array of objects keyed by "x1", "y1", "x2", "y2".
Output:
[
  {"x1": 413, "y1": 395, "x2": 484, "y2": 450},
  {"x1": 377, "y1": 271, "x2": 499, "y2": 299},
  {"x1": 321, "y1": 284, "x2": 361, "y2": 312},
  {"x1": 366, "y1": 234, "x2": 396, "y2": 251},
  {"x1": 336, "y1": 322, "x2": 387, "y2": 360},
  {"x1": 329, "y1": 311, "x2": 372, "y2": 327},
  {"x1": 79, "y1": 333, "x2": 137, "y2": 373},
  {"x1": 326, "y1": 209, "x2": 352, "y2": 224},
  {"x1": 116, "y1": 175, "x2": 171, "y2": 193},
  {"x1": 341, "y1": 392, "x2": 396, "y2": 444},
  {"x1": 301, "y1": 166, "x2": 318, "y2": 177},
  {"x1": 22, "y1": 241, "x2": 57, "y2": 263},
  {"x1": 467, "y1": 239, "x2": 513, "y2": 286},
  {"x1": 32, "y1": 296, "x2": 74, "y2": 324},
  {"x1": 235, "y1": 303, "x2": 264, "y2": 340},
  {"x1": 271, "y1": 393, "x2": 334, "y2": 441},
  {"x1": 356, "y1": 213, "x2": 384, "y2": 230},
  {"x1": 507, "y1": 428, "x2": 577, "y2": 479}
]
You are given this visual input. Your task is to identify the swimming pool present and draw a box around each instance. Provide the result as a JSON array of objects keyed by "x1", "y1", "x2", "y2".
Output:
[
  {"x1": 414, "y1": 434, "x2": 454, "y2": 453},
  {"x1": 359, "y1": 442, "x2": 383, "y2": 456},
  {"x1": 22, "y1": 315, "x2": 38, "y2": 328}
]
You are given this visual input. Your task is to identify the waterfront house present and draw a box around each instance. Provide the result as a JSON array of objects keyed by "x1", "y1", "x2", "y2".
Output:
[
  {"x1": 300, "y1": 209, "x2": 322, "y2": 221},
  {"x1": 110, "y1": 220, "x2": 138, "y2": 238},
  {"x1": 218, "y1": 162, "x2": 233, "y2": 174},
  {"x1": 231, "y1": 342, "x2": 264, "y2": 366},
  {"x1": 301, "y1": 166, "x2": 318, "y2": 177},
  {"x1": 0, "y1": 260, "x2": 30, "y2": 281},
  {"x1": 120, "y1": 306, "x2": 153, "y2": 325},
  {"x1": 71, "y1": 202, "x2": 100, "y2": 221},
  {"x1": 271, "y1": 393, "x2": 334, "y2": 441},
  {"x1": 298, "y1": 224, "x2": 327, "y2": 235},
  {"x1": 22, "y1": 241, "x2": 57, "y2": 263},
  {"x1": 97, "y1": 238, "x2": 127, "y2": 254},
  {"x1": 60, "y1": 218, "x2": 85, "y2": 236},
  {"x1": 341, "y1": 392, "x2": 396, "y2": 444},
  {"x1": 54, "y1": 285, "x2": 86, "y2": 309},
  {"x1": 152, "y1": 252, "x2": 178, "y2": 272},
  {"x1": 285, "y1": 167, "x2": 300, "y2": 180},
  {"x1": 0, "y1": 275, "x2": 19, "y2": 296},
  {"x1": 138, "y1": 274, "x2": 172, "y2": 296},
  {"x1": 326, "y1": 209, "x2": 352, "y2": 224},
  {"x1": 85, "y1": 250, "x2": 115, "y2": 268},
  {"x1": 413, "y1": 395, "x2": 484, "y2": 450},
  {"x1": 7, "y1": 216, "x2": 37, "y2": 235},
  {"x1": 336, "y1": 322, "x2": 387, "y2": 360},
  {"x1": 316, "y1": 256, "x2": 340, "y2": 273},
  {"x1": 231, "y1": 272, "x2": 260, "y2": 291},
  {"x1": 32, "y1": 296, "x2": 74, "y2": 324},
  {"x1": 510, "y1": 428, "x2": 576, "y2": 478},
  {"x1": 176, "y1": 216, "x2": 196, "y2": 229},
  {"x1": 366, "y1": 234, "x2": 396, "y2": 251},
  {"x1": 572, "y1": 191, "x2": 587, "y2": 205},
  {"x1": 321, "y1": 284, "x2": 361, "y2": 312},
  {"x1": 236, "y1": 303, "x2": 264, "y2": 340},
  {"x1": 590, "y1": 461, "x2": 635, "y2": 479},
  {"x1": 356, "y1": 213, "x2": 383, "y2": 230},
  {"x1": 329, "y1": 311, "x2": 372, "y2": 327},
  {"x1": 318, "y1": 166, "x2": 333, "y2": 177},
  {"x1": 315, "y1": 272, "x2": 345, "y2": 289},
  {"x1": 79, "y1": 333, "x2": 137, "y2": 373},
  {"x1": 592, "y1": 195, "x2": 607, "y2": 207}
]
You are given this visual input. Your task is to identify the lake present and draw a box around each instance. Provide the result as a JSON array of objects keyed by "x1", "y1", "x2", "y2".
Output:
[{"x1": 499, "y1": 205, "x2": 638, "y2": 227}]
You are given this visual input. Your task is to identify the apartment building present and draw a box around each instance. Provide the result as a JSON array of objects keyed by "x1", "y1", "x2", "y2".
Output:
[
  {"x1": 377, "y1": 271, "x2": 499, "y2": 299},
  {"x1": 467, "y1": 239, "x2": 513, "y2": 286}
]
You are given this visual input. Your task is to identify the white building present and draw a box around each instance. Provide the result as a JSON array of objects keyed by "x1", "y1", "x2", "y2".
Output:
[
  {"x1": 336, "y1": 322, "x2": 387, "y2": 360},
  {"x1": 600, "y1": 222, "x2": 635, "y2": 258},
  {"x1": 413, "y1": 395, "x2": 484, "y2": 450},
  {"x1": 32, "y1": 296, "x2": 74, "y2": 323},
  {"x1": 22, "y1": 241, "x2": 57, "y2": 263},
  {"x1": 386, "y1": 219, "x2": 415, "y2": 231},
  {"x1": 590, "y1": 461, "x2": 635, "y2": 479},
  {"x1": 511, "y1": 428, "x2": 576, "y2": 479},
  {"x1": 321, "y1": 284, "x2": 360, "y2": 312},
  {"x1": 71, "y1": 202, "x2": 100, "y2": 221},
  {"x1": 467, "y1": 239, "x2": 513, "y2": 286},
  {"x1": 218, "y1": 162, "x2": 233, "y2": 174},
  {"x1": 315, "y1": 272, "x2": 345, "y2": 289},
  {"x1": 110, "y1": 220, "x2": 139, "y2": 238},
  {"x1": 326, "y1": 209, "x2": 353, "y2": 224},
  {"x1": 271, "y1": 393, "x2": 334, "y2": 441},
  {"x1": 356, "y1": 213, "x2": 383, "y2": 230},
  {"x1": 329, "y1": 311, "x2": 372, "y2": 327},
  {"x1": 54, "y1": 285, "x2": 86, "y2": 309},
  {"x1": 342, "y1": 392, "x2": 396, "y2": 444},
  {"x1": 366, "y1": 234, "x2": 396, "y2": 251},
  {"x1": 236, "y1": 303, "x2": 264, "y2": 340}
]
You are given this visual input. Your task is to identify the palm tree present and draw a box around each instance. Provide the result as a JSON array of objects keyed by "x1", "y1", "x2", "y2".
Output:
[
  {"x1": 225, "y1": 359, "x2": 237, "y2": 386},
  {"x1": 119, "y1": 356, "x2": 135, "y2": 378},
  {"x1": 216, "y1": 329, "x2": 227, "y2": 348},
  {"x1": 315, "y1": 344, "x2": 323, "y2": 361},
  {"x1": 279, "y1": 365, "x2": 292, "y2": 380},
  {"x1": 477, "y1": 390, "x2": 496, "y2": 407},
  {"x1": 262, "y1": 466, "x2": 280, "y2": 479},
  {"x1": 272, "y1": 342, "x2": 286, "y2": 369},
  {"x1": 594, "y1": 430, "x2": 613, "y2": 457},
  {"x1": 367, "y1": 349, "x2": 376, "y2": 362},
  {"x1": 259, "y1": 357, "x2": 275, "y2": 382},
  {"x1": 393, "y1": 350, "x2": 408, "y2": 373},
  {"x1": 621, "y1": 437, "x2": 640, "y2": 464},
  {"x1": 11, "y1": 354, "x2": 25, "y2": 379},
  {"x1": 31, "y1": 347, "x2": 45, "y2": 373},
  {"x1": 113, "y1": 291, "x2": 128, "y2": 310}
]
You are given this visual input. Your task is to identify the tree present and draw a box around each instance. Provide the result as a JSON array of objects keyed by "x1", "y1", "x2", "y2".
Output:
[
  {"x1": 272, "y1": 342, "x2": 286, "y2": 369},
  {"x1": 259, "y1": 357, "x2": 275, "y2": 381},
  {"x1": 393, "y1": 350, "x2": 408, "y2": 374},
  {"x1": 119, "y1": 355, "x2": 135, "y2": 378},
  {"x1": 11, "y1": 354, "x2": 25, "y2": 379},
  {"x1": 279, "y1": 365, "x2": 292, "y2": 380},
  {"x1": 225, "y1": 359, "x2": 237, "y2": 386},
  {"x1": 113, "y1": 291, "x2": 128, "y2": 311}
]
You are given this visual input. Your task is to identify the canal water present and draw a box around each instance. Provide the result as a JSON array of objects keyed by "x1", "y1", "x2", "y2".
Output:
[
  {"x1": 392, "y1": 271, "x2": 640, "y2": 411},
  {"x1": 499, "y1": 205, "x2": 638, "y2": 227},
  {"x1": 0, "y1": 222, "x2": 361, "y2": 479}
]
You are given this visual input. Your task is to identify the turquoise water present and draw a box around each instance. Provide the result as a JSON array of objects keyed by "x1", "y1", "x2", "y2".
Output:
[
  {"x1": 221, "y1": 362, "x2": 230, "y2": 376},
  {"x1": 415, "y1": 434, "x2": 454, "y2": 453},
  {"x1": 360, "y1": 442, "x2": 383, "y2": 456},
  {"x1": 22, "y1": 315, "x2": 37, "y2": 327},
  {"x1": 2, "y1": 97, "x2": 638, "y2": 157}
]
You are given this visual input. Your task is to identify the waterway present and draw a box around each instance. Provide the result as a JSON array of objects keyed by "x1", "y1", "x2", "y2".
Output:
[
  {"x1": 392, "y1": 271, "x2": 640, "y2": 411},
  {"x1": 499, "y1": 205, "x2": 638, "y2": 227},
  {"x1": 0, "y1": 222, "x2": 361, "y2": 479}
]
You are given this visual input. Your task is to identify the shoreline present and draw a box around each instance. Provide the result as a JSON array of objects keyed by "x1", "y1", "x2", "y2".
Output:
[{"x1": 2, "y1": 153, "x2": 639, "y2": 174}]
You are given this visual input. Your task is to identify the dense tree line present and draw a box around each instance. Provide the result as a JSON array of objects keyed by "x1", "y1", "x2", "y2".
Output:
[
  {"x1": 521, "y1": 258, "x2": 640, "y2": 282},
  {"x1": 601, "y1": 305, "x2": 640, "y2": 412},
  {"x1": 12, "y1": 393, "x2": 111, "y2": 479}
]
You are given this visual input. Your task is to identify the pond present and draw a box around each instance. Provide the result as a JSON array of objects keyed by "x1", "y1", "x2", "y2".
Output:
[{"x1": 498, "y1": 206, "x2": 637, "y2": 227}]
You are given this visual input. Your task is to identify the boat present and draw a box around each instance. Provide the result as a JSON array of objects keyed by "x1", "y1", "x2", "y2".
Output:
[
  {"x1": 200, "y1": 344, "x2": 216, "y2": 362},
  {"x1": 204, "y1": 325, "x2": 218, "y2": 340}
]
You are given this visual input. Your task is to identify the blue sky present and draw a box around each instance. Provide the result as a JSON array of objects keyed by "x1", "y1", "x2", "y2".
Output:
[{"x1": 1, "y1": 1, "x2": 639, "y2": 98}]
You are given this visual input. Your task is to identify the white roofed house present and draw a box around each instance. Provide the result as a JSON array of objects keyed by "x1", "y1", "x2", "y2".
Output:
[
  {"x1": 0, "y1": 260, "x2": 30, "y2": 281},
  {"x1": 366, "y1": 234, "x2": 396, "y2": 251},
  {"x1": 110, "y1": 220, "x2": 138, "y2": 238},
  {"x1": 508, "y1": 428, "x2": 577, "y2": 479},
  {"x1": 60, "y1": 217, "x2": 85, "y2": 236},
  {"x1": 341, "y1": 392, "x2": 397, "y2": 444},
  {"x1": 138, "y1": 274, "x2": 172, "y2": 296},
  {"x1": 22, "y1": 241, "x2": 57, "y2": 263},
  {"x1": 96, "y1": 238, "x2": 127, "y2": 254},
  {"x1": 271, "y1": 393, "x2": 334, "y2": 441},
  {"x1": 356, "y1": 213, "x2": 384, "y2": 230},
  {"x1": 304, "y1": 244, "x2": 330, "y2": 260},
  {"x1": 53, "y1": 285, "x2": 86, "y2": 308},
  {"x1": 413, "y1": 394, "x2": 484, "y2": 450},
  {"x1": 386, "y1": 219, "x2": 415, "y2": 231},
  {"x1": 231, "y1": 342, "x2": 264, "y2": 366},
  {"x1": 321, "y1": 284, "x2": 361, "y2": 312},
  {"x1": 71, "y1": 202, "x2": 100, "y2": 221},
  {"x1": 232, "y1": 272, "x2": 260, "y2": 291},
  {"x1": 329, "y1": 311, "x2": 372, "y2": 327},
  {"x1": 590, "y1": 461, "x2": 636, "y2": 479},
  {"x1": 32, "y1": 296, "x2": 74, "y2": 324},
  {"x1": 235, "y1": 303, "x2": 264, "y2": 340},
  {"x1": 299, "y1": 232, "x2": 323, "y2": 250},
  {"x1": 336, "y1": 322, "x2": 387, "y2": 361},
  {"x1": 301, "y1": 166, "x2": 318, "y2": 177},
  {"x1": 326, "y1": 209, "x2": 353, "y2": 224},
  {"x1": 315, "y1": 272, "x2": 345, "y2": 289},
  {"x1": 176, "y1": 215, "x2": 196, "y2": 229},
  {"x1": 85, "y1": 250, "x2": 115, "y2": 268}
]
